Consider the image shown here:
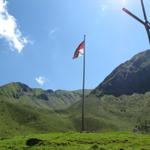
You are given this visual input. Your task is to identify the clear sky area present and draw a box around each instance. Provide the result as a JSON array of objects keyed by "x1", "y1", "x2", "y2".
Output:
[{"x1": 0, "y1": 0, "x2": 150, "y2": 90}]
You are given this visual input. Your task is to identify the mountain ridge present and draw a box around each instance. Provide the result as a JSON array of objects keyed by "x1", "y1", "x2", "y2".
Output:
[
  {"x1": 68, "y1": 49, "x2": 150, "y2": 132},
  {"x1": 93, "y1": 49, "x2": 150, "y2": 96},
  {"x1": 0, "y1": 82, "x2": 91, "y2": 110},
  {"x1": 0, "y1": 82, "x2": 91, "y2": 137}
]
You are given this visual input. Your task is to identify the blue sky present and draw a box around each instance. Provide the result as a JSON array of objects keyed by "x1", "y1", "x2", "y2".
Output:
[{"x1": 0, "y1": 0, "x2": 150, "y2": 90}]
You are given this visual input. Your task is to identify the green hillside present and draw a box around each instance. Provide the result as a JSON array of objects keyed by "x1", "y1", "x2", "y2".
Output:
[
  {"x1": 1, "y1": 90, "x2": 150, "y2": 137},
  {"x1": 0, "y1": 99, "x2": 75, "y2": 137},
  {"x1": 0, "y1": 82, "x2": 91, "y2": 137},
  {"x1": 69, "y1": 92, "x2": 150, "y2": 132}
]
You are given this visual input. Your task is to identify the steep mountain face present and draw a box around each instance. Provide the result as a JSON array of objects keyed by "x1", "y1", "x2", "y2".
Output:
[
  {"x1": 0, "y1": 82, "x2": 91, "y2": 110},
  {"x1": 94, "y1": 49, "x2": 150, "y2": 96}
]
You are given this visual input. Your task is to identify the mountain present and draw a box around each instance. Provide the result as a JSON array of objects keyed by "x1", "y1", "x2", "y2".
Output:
[
  {"x1": 0, "y1": 82, "x2": 91, "y2": 137},
  {"x1": 93, "y1": 49, "x2": 150, "y2": 96},
  {"x1": 69, "y1": 50, "x2": 150, "y2": 132},
  {"x1": 1, "y1": 50, "x2": 150, "y2": 137},
  {"x1": 0, "y1": 82, "x2": 91, "y2": 110},
  {"x1": 69, "y1": 92, "x2": 150, "y2": 132}
]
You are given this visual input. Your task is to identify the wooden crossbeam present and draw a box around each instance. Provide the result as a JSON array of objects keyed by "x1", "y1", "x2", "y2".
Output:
[
  {"x1": 122, "y1": 0, "x2": 150, "y2": 44},
  {"x1": 122, "y1": 8, "x2": 147, "y2": 27}
]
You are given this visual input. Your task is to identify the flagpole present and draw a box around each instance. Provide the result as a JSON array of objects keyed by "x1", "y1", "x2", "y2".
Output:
[{"x1": 82, "y1": 34, "x2": 86, "y2": 132}]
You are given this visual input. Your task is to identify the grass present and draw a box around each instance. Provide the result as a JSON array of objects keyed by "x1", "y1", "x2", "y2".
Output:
[
  {"x1": 0, "y1": 100, "x2": 75, "y2": 138},
  {"x1": 0, "y1": 132, "x2": 150, "y2": 150},
  {"x1": 68, "y1": 93, "x2": 150, "y2": 132},
  {"x1": 1, "y1": 92, "x2": 150, "y2": 138}
]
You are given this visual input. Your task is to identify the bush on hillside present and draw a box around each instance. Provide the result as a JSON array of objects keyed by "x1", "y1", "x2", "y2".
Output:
[{"x1": 134, "y1": 120, "x2": 150, "y2": 133}]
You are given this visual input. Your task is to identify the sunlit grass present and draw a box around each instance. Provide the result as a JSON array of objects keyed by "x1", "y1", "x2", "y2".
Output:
[{"x1": 0, "y1": 132, "x2": 150, "y2": 150}]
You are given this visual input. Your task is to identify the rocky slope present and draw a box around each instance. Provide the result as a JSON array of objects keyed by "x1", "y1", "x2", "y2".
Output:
[{"x1": 94, "y1": 49, "x2": 150, "y2": 96}]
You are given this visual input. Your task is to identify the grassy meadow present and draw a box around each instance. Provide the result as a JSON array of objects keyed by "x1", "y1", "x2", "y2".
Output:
[{"x1": 0, "y1": 132, "x2": 150, "y2": 150}]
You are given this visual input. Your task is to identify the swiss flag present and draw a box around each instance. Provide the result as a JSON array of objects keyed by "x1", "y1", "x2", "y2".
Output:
[{"x1": 73, "y1": 41, "x2": 85, "y2": 59}]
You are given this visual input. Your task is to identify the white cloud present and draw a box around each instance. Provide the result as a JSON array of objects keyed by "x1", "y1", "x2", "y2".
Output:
[
  {"x1": 49, "y1": 27, "x2": 60, "y2": 38},
  {"x1": 0, "y1": 0, "x2": 28, "y2": 53},
  {"x1": 35, "y1": 76, "x2": 47, "y2": 86}
]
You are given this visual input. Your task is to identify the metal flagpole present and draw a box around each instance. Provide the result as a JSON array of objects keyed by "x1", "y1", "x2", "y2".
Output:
[{"x1": 81, "y1": 34, "x2": 86, "y2": 132}]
